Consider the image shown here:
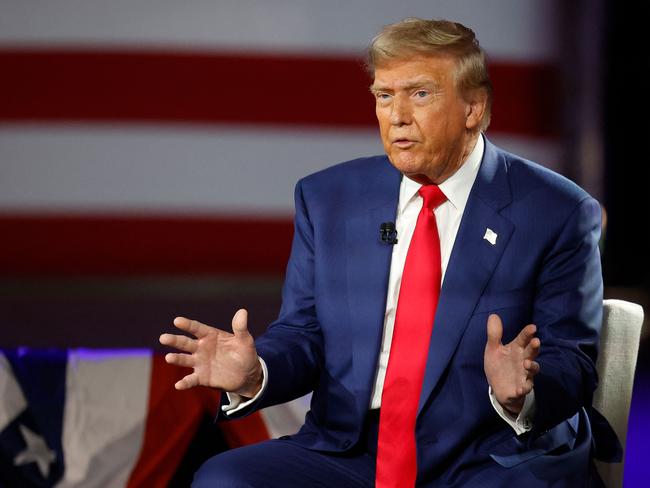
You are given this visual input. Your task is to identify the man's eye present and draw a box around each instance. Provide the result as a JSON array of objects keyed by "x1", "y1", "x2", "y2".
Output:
[
  {"x1": 376, "y1": 93, "x2": 391, "y2": 101},
  {"x1": 415, "y1": 90, "x2": 429, "y2": 98}
]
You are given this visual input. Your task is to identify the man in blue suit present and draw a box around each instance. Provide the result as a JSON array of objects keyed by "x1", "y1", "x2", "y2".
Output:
[{"x1": 160, "y1": 18, "x2": 605, "y2": 487}]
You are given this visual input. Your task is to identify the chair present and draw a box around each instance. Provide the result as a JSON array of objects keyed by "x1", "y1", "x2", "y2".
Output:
[{"x1": 593, "y1": 299, "x2": 644, "y2": 487}]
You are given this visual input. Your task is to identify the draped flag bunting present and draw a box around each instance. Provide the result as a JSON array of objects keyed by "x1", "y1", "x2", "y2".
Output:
[{"x1": 0, "y1": 349, "x2": 309, "y2": 487}]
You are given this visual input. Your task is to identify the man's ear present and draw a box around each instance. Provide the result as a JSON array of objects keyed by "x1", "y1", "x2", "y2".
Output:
[{"x1": 464, "y1": 89, "x2": 487, "y2": 130}]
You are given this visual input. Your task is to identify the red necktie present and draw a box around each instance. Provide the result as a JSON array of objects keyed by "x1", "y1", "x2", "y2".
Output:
[{"x1": 376, "y1": 185, "x2": 447, "y2": 488}]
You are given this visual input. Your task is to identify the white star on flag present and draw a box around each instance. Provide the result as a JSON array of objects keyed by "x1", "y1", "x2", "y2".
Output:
[{"x1": 14, "y1": 423, "x2": 56, "y2": 478}]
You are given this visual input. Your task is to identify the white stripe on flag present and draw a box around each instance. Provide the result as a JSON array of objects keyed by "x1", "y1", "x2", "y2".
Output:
[
  {"x1": 55, "y1": 350, "x2": 152, "y2": 488},
  {"x1": 0, "y1": 353, "x2": 27, "y2": 430},
  {"x1": 0, "y1": 0, "x2": 559, "y2": 61},
  {"x1": 0, "y1": 125, "x2": 382, "y2": 214},
  {"x1": 0, "y1": 126, "x2": 559, "y2": 215}
]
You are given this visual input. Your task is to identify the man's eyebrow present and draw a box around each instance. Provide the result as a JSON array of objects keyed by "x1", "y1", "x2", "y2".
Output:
[{"x1": 369, "y1": 80, "x2": 439, "y2": 94}]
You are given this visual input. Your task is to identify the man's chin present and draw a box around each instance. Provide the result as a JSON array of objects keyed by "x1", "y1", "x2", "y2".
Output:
[
  {"x1": 384, "y1": 155, "x2": 430, "y2": 184},
  {"x1": 403, "y1": 173, "x2": 434, "y2": 185},
  {"x1": 387, "y1": 153, "x2": 418, "y2": 173}
]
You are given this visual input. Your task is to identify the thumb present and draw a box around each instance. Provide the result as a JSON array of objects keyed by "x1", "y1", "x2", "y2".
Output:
[
  {"x1": 231, "y1": 308, "x2": 250, "y2": 339},
  {"x1": 486, "y1": 314, "x2": 503, "y2": 350}
]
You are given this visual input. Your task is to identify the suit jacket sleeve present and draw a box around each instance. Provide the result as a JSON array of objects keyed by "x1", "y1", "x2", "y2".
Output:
[
  {"x1": 222, "y1": 178, "x2": 324, "y2": 418},
  {"x1": 530, "y1": 195, "x2": 603, "y2": 436}
]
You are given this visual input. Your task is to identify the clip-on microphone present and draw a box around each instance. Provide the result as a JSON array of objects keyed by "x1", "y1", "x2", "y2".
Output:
[{"x1": 379, "y1": 222, "x2": 398, "y2": 245}]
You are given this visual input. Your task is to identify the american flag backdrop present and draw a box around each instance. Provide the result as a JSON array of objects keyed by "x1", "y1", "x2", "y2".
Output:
[{"x1": 0, "y1": 0, "x2": 563, "y2": 280}]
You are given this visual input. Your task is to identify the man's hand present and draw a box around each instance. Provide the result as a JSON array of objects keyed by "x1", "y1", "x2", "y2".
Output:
[
  {"x1": 484, "y1": 314, "x2": 541, "y2": 415},
  {"x1": 159, "y1": 308, "x2": 263, "y2": 398}
]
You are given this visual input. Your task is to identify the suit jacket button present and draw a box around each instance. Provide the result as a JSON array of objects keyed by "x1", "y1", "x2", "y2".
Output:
[{"x1": 342, "y1": 440, "x2": 351, "y2": 449}]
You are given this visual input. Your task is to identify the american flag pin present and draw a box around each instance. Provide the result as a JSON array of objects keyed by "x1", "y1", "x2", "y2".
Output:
[{"x1": 483, "y1": 228, "x2": 497, "y2": 245}]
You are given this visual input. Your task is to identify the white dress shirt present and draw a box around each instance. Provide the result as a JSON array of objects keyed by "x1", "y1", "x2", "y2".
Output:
[{"x1": 225, "y1": 134, "x2": 534, "y2": 435}]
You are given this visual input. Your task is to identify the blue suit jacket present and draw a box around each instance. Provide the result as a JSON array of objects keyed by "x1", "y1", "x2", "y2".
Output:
[{"x1": 230, "y1": 139, "x2": 605, "y2": 486}]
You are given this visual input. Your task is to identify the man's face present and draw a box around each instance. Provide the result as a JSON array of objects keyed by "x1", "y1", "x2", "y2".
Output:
[{"x1": 371, "y1": 55, "x2": 482, "y2": 184}]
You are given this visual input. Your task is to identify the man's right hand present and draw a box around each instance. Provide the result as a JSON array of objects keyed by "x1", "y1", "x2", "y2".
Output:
[{"x1": 159, "y1": 308, "x2": 263, "y2": 398}]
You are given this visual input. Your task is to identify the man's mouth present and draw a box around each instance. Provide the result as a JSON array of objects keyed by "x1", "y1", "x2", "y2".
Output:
[{"x1": 393, "y1": 138, "x2": 416, "y2": 148}]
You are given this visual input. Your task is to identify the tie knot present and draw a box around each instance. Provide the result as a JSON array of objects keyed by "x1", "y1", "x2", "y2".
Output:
[{"x1": 418, "y1": 185, "x2": 447, "y2": 211}]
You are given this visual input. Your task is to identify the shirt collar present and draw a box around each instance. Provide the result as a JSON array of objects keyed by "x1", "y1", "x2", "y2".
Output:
[{"x1": 398, "y1": 133, "x2": 484, "y2": 214}]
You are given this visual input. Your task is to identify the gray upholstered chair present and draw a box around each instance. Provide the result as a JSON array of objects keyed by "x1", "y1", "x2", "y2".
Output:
[{"x1": 593, "y1": 299, "x2": 644, "y2": 487}]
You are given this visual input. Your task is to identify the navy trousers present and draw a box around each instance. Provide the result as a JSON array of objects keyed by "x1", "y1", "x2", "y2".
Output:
[
  {"x1": 191, "y1": 409, "x2": 605, "y2": 488},
  {"x1": 192, "y1": 411, "x2": 380, "y2": 488}
]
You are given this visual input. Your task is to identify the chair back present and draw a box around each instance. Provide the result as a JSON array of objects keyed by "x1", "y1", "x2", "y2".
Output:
[{"x1": 593, "y1": 299, "x2": 644, "y2": 487}]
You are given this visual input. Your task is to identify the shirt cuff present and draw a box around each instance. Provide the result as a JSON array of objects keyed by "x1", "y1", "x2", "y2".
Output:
[
  {"x1": 488, "y1": 386, "x2": 535, "y2": 435},
  {"x1": 222, "y1": 356, "x2": 268, "y2": 416}
]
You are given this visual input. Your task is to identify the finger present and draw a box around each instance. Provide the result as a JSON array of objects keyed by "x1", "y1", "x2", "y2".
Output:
[
  {"x1": 523, "y1": 377, "x2": 535, "y2": 395},
  {"x1": 159, "y1": 333, "x2": 197, "y2": 353},
  {"x1": 231, "y1": 308, "x2": 251, "y2": 339},
  {"x1": 173, "y1": 316, "x2": 211, "y2": 339},
  {"x1": 516, "y1": 384, "x2": 531, "y2": 397},
  {"x1": 165, "y1": 352, "x2": 194, "y2": 368},
  {"x1": 514, "y1": 323, "x2": 537, "y2": 348},
  {"x1": 486, "y1": 314, "x2": 503, "y2": 350},
  {"x1": 523, "y1": 337, "x2": 541, "y2": 360},
  {"x1": 175, "y1": 372, "x2": 199, "y2": 390},
  {"x1": 515, "y1": 368, "x2": 537, "y2": 398},
  {"x1": 524, "y1": 359, "x2": 540, "y2": 377},
  {"x1": 516, "y1": 378, "x2": 534, "y2": 397}
]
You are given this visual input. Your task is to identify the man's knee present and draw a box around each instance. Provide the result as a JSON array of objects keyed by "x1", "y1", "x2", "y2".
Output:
[{"x1": 192, "y1": 451, "x2": 255, "y2": 488}]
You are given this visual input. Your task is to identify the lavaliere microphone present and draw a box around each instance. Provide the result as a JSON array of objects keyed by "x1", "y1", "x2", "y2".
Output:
[{"x1": 379, "y1": 222, "x2": 398, "y2": 245}]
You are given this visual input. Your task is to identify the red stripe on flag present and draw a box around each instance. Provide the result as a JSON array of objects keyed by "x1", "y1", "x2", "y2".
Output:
[
  {"x1": 127, "y1": 355, "x2": 213, "y2": 487},
  {"x1": 0, "y1": 49, "x2": 559, "y2": 137},
  {"x1": 0, "y1": 49, "x2": 374, "y2": 128},
  {"x1": 0, "y1": 214, "x2": 293, "y2": 276},
  {"x1": 489, "y1": 62, "x2": 561, "y2": 139},
  {"x1": 127, "y1": 355, "x2": 270, "y2": 487}
]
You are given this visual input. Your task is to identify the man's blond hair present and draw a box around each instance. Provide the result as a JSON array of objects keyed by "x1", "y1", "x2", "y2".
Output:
[{"x1": 367, "y1": 18, "x2": 492, "y2": 131}]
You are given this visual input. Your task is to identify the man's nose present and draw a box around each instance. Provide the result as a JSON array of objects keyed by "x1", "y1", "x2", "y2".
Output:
[{"x1": 390, "y1": 96, "x2": 412, "y2": 126}]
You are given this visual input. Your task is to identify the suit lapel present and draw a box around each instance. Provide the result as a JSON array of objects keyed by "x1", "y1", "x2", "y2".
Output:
[
  {"x1": 418, "y1": 139, "x2": 514, "y2": 414},
  {"x1": 345, "y1": 158, "x2": 401, "y2": 414}
]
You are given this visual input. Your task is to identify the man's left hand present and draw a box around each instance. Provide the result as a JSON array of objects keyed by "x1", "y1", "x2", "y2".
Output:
[{"x1": 484, "y1": 314, "x2": 541, "y2": 415}]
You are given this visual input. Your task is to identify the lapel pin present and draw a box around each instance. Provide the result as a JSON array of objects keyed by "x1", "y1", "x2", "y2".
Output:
[{"x1": 483, "y1": 228, "x2": 498, "y2": 245}]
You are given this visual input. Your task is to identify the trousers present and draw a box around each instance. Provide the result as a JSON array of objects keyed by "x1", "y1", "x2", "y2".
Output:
[{"x1": 192, "y1": 410, "x2": 381, "y2": 488}]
